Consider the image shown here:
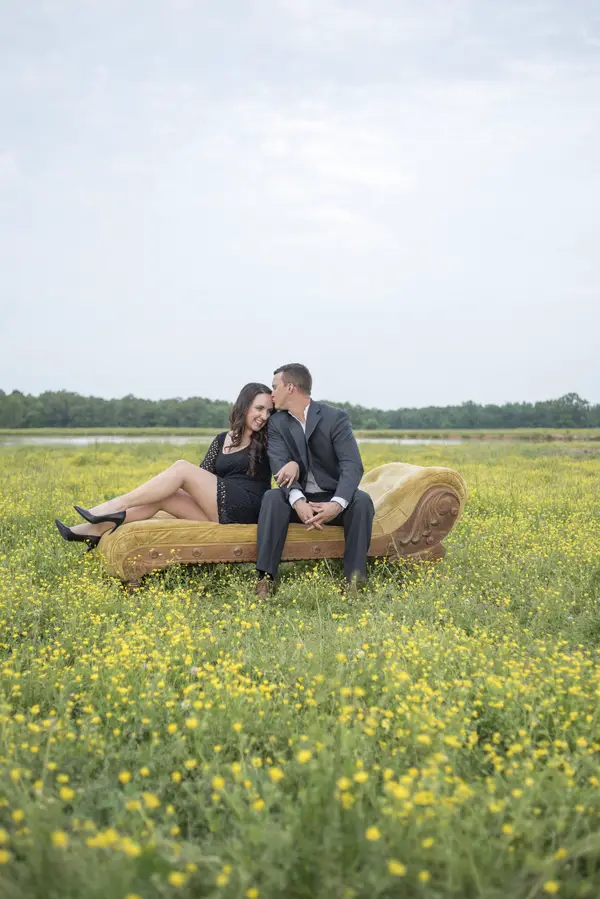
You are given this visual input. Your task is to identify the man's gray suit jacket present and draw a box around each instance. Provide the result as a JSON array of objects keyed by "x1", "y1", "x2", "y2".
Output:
[{"x1": 266, "y1": 402, "x2": 364, "y2": 505}]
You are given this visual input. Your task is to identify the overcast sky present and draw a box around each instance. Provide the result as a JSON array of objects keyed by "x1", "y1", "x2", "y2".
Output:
[{"x1": 1, "y1": 0, "x2": 598, "y2": 409}]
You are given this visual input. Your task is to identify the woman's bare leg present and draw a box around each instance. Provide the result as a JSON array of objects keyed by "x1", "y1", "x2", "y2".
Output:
[
  {"x1": 80, "y1": 461, "x2": 219, "y2": 521},
  {"x1": 69, "y1": 489, "x2": 212, "y2": 537}
]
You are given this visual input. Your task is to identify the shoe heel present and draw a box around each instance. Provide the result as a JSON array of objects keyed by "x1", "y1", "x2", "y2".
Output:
[
  {"x1": 56, "y1": 519, "x2": 101, "y2": 549},
  {"x1": 74, "y1": 506, "x2": 126, "y2": 532}
]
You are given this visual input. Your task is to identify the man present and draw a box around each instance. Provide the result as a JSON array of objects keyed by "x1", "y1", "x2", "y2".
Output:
[{"x1": 255, "y1": 363, "x2": 375, "y2": 598}]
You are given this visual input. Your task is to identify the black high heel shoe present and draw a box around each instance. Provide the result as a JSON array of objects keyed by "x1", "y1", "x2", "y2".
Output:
[
  {"x1": 55, "y1": 519, "x2": 101, "y2": 550},
  {"x1": 73, "y1": 506, "x2": 126, "y2": 532}
]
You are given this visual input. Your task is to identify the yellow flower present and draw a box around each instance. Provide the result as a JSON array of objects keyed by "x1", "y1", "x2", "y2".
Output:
[
  {"x1": 142, "y1": 792, "x2": 160, "y2": 809},
  {"x1": 337, "y1": 777, "x2": 352, "y2": 791},
  {"x1": 59, "y1": 786, "x2": 75, "y2": 801},
  {"x1": 171, "y1": 771, "x2": 182, "y2": 783},
  {"x1": 387, "y1": 860, "x2": 406, "y2": 876},
  {"x1": 268, "y1": 767, "x2": 284, "y2": 783},
  {"x1": 413, "y1": 790, "x2": 434, "y2": 806},
  {"x1": 354, "y1": 771, "x2": 368, "y2": 784},
  {"x1": 212, "y1": 776, "x2": 226, "y2": 790},
  {"x1": 365, "y1": 826, "x2": 381, "y2": 841},
  {"x1": 51, "y1": 830, "x2": 69, "y2": 848},
  {"x1": 120, "y1": 838, "x2": 141, "y2": 858},
  {"x1": 168, "y1": 871, "x2": 187, "y2": 887},
  {"x1": 247, "y1": 889, "x2": 260, "y2": 899},
  {"x1": 0, "y1": 849, "x2": 12, "y2": 864},
  {"x1": 185, "y1": 716, "x2": 198, "y2": 729},
  {"x1": 167, "y1": 723, "x2": 177, "y2": 734},
  {"x1": 12, "y1": 810, "x2": 24, "y2": 823},
  {"x1": 216, "y1": 872, "x2": 230, "y2": 886},
  {"x1": 233, "y1": 722, "x2": 243, "y2": 732},
  {"x1": 390, "y1": 784, "x2": 410, "y2": 800},
  {"x1": 252, "y1": 799, "x2": 265, "y2": 811},
  {"x1": 0, "y1": 829, "x2": 9, "y2": 844},
  {"x1": 139, "y1": 766, "x2": 150, "y2": 777},
  {"x1": 422, "y1": 837, "x2": 435, "y2": 848},
  {"x1": 418, "y1": 871, "x2": 430, "y2": 883},
  {"x1": 118, "y1": 771, "x2": 132, "y2": 785},
  {"x1": 543, "y1": 883, "x2": 560, "y2": 895},
  {"x1": 296, "y1": 750, "x2": 312, "y2": 764}
]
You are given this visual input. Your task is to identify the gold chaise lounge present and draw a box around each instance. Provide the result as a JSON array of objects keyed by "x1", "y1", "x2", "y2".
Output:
[{"x1": 98, "y1": 462, "x2": 467, "y2": 585}]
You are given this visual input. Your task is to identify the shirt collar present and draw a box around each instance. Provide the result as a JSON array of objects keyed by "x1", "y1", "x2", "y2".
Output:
[{"x1": 287, "y1": 401, "x2": 311, "y2": 425}]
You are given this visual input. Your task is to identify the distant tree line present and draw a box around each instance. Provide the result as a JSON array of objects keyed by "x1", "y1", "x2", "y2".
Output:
[{"x1": 0, "y1": 390, "x2": 597, "y2": 430}]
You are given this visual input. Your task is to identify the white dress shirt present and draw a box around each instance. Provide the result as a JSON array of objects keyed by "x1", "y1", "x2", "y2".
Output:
[{"x1": 287, "y1": 402, "x2": 348, "y2": 511}]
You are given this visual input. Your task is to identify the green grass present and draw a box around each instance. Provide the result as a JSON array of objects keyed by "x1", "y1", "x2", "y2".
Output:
[{"x1": 1, "y1": 441, "x2": 600, "y2": 898}]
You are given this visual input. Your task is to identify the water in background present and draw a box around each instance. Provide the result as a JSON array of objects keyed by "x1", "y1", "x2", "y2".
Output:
[{"x1": 0, "y1": 435, "x2": 464, "y2": 447}]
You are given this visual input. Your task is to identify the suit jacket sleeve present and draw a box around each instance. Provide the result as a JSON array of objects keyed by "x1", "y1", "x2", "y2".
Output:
[
  {"x1": 331, "y1": 410, "x2": 364, "y2": 504},
  {"x1": 266, "y1": 417, "x2": 303, "y2": 501}
]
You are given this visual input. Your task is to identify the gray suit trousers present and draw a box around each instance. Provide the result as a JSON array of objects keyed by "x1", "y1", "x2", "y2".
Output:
[{"x1": 256, "y1": 489, "x2": 375, "y2": 582}]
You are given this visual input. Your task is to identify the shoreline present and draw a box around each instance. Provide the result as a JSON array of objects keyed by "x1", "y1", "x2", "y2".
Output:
[{"x1": 1, "y1": 426, "x2": 599, "y2": 441}]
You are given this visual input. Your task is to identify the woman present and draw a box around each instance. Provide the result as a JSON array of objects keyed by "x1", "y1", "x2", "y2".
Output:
[{"x1": 55, "y1": 383, "x2": 298, "y2": 548}]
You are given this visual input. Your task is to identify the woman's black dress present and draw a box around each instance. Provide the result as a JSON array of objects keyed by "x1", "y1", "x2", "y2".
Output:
[{"x1": 199, "y1": 432, "x2": 271, "y2": 524}]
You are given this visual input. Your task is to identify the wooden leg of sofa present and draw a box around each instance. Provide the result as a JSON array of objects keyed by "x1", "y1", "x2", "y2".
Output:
[
  {"x1": 411, "y1": 543, "x2": 446, "y2": 562},
  {"x1": 124, "y1": 580, "x2": 142, "y2": 589}
]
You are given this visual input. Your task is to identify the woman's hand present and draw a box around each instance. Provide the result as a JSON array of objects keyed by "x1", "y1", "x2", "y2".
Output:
[{"x1": 275, "y1": 461, "x2": 300, "y2": 487}]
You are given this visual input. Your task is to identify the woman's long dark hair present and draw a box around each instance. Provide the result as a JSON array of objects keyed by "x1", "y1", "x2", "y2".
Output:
[{"x1": 228, "y1": 382, "x2": 272, "y2": 476}]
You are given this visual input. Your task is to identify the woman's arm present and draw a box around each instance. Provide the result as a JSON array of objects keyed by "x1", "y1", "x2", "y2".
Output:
[{"x1": 199, "y1": 433, "x2": 225, "y2": 474}]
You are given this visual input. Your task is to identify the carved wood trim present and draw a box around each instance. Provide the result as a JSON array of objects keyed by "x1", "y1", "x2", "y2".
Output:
[
  {"x1": 369, "y1": 485, "x2": 460, "y2": 559},
  {"x1": 117, "y1": 486, "x2": 461, "y2": 583}
]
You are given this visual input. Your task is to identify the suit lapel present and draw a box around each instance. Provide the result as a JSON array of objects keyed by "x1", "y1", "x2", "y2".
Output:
[
  {"x1": 287, "y1": 415, "x2": 309, "y2": 471},
  {"x1": 305, "y1": 401, "x2": 321, "y2": 443}
]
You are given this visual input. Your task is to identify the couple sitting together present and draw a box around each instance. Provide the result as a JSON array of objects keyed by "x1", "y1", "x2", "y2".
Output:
[{"x1": 56, "y1": 363, "x2": 375, "y2": 596}]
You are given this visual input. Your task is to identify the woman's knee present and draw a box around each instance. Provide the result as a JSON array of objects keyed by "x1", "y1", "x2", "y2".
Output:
[{"x1": 172, "y1": 459, "x2": 195, "y2": 475}]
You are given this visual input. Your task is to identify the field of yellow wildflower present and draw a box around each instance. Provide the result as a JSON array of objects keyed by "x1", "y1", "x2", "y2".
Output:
[{"x1": 1, "y1": 441, "x2": 600, "y2": 899}]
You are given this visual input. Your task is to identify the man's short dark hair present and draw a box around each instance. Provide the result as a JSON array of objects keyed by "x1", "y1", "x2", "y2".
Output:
[{"x1": 274, "y1": 363, "x2": 312, "y2": 395}]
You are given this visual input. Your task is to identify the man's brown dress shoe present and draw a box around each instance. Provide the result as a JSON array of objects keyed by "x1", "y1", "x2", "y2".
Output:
[{"x1": 255, "y1": 578, "x2": 276, "y2": 600}]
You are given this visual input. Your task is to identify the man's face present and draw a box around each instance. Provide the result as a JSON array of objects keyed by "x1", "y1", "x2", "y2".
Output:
[{"x1": 271, "y1": 371, "x2": 292, "y2": 410}]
